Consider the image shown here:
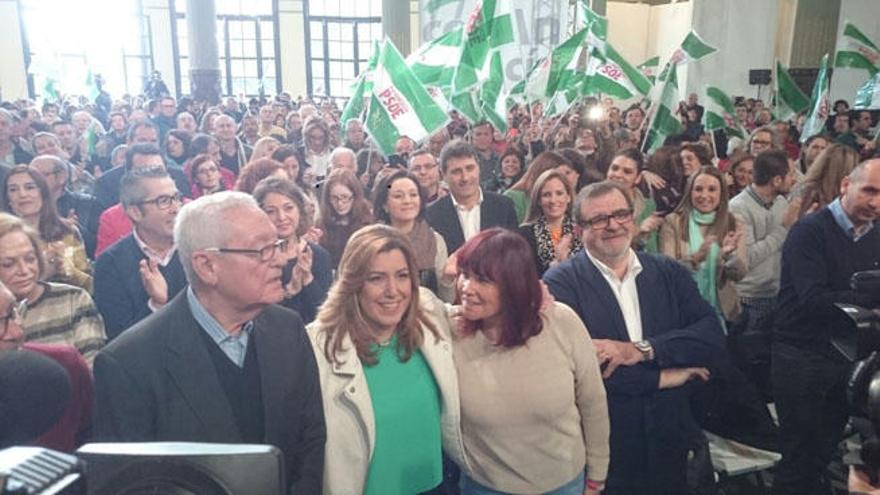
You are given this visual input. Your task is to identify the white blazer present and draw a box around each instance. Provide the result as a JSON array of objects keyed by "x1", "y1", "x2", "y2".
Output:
[{"x1": 307, "y1": 288, "x2": 469, "y2": 495}]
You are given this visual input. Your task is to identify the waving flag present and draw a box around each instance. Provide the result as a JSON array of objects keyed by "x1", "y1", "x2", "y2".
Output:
[
  {"x1": 800, "y1": 54, "x2": 831, "y2": 144},
  {"x1": 704, "y1": 86, "x2": 745, "y2": 139},
  {"x1": 774, "y1": 60, "x2": 810, "y2": 121},
  {"x1": 835, "y1": 22, "x2": 879, "y2": 76}
]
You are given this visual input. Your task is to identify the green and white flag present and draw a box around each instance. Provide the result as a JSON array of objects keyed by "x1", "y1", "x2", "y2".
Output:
[
  {"x1": 408, "y1": 28, "x2": 463, "y2": 89},
  {"x1": 854, "y1": 72, "x2": 880, "y2": 109},
  {"x1": 774, "y1": 60, "x2": 810, "y2": 122},
  {"x1": 642, "y1": 65, "x2": 682, "y2": 154},
  {"x1": 835, "y1": 22, "x2": 880, "y2": 76},
  {"x1": 577, "y1": 0, "x2": 608, "y2": 54},
  {"x1": 703, "y1": 86, "x2": 745, "y2": 139},
  {"x1": 582, "y1": 43, "x2": 653, "y2": 100},
  {"x1": 339, "y1": 41, "x2": 380, "y2": 131},
  {"x1": 479, "y1": 50, "x2": 508, "y2": 132},
  {"x1": 365, "y1": 40, "x2": 449, "y2": 156},
  {"x1": 638, "y1": 56, "x2": 660, "y2": 84},
  {"x1": 452, "y1": 0, "x2": 516, "y2": 93},
  {"x1": 524, "y1": 28, "x2": 588, "y2": 102},
  {"x1": 800, "y1": 53, "x2": 831, "y2": 144},
  {"x1": 658, "y1": 30, "x2": 717, "y2": 80}
]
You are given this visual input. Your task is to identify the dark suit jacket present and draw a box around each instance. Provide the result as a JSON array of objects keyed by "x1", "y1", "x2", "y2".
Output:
[
  {"x1": 544, "y1": 251, "x2": 725, "y2": 492},
  {"x1": 94, "y1": 292, "x2": 325, "y2": 494},
  {"x1": 93, "y1": 234, "x2": 187, "y2": 340},
  {"x1": 94, "y1": 165, "x2": 191, "y2": 213},
  {"x1": 425, "y1": 191, "x2": 518, "y2": 253}
]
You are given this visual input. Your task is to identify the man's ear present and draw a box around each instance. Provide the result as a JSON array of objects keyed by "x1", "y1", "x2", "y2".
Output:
[{"x1": 191, "y1": 252, "x2": 219, "y2": 287}]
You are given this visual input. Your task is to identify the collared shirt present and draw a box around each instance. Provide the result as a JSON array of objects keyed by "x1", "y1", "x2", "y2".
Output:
[
  {"x1": 187, "y1": 286, "x2": 254, "y2": 367},
  {"x1": 585, "y1": 248, "x2": 644, "y2": 342},
  {"x1": 745, "y1": 185, "x2": 776, "y2": 210},
  {"x1": 451, "y1": 188, "x2": 484, "y2": 242},
  {"x1": 828, "y1": 197, "x2": 874, "y2": 242},
  {"x1": 132, "y1": 228, "x2": 177, "y2": 267}
]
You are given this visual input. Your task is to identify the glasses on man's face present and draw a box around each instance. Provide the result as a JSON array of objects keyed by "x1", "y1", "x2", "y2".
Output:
[
  {"x1": 579, "y1": 208, "x2": 634, "y2": 231},
  {"x1": 138, "y1": 192, "x2": 183, "y2": 210},
  {"x1": 1, "y1": 299, "x2": 27, "y2": 339},
  {"x1": 203, "y1": 238, "x2": 289, "y2": 263},
  {"x1": 410, "y1": 163, "x2": 437, "y2": 174}
]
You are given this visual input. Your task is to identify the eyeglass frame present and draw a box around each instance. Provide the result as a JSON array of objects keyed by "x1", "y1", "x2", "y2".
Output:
[
  {"x1": 202, "y1": 238, "x2": 289, "y2": 263},
  {"x1": 1, "y1": 299, "x2": 27, "y2": 339},
  {"x1": 135, "y1": 192, "x2": 184, "y2": 210},
  {"x1": 578, "y1": 208, "x2": 635, "y2": 231}
]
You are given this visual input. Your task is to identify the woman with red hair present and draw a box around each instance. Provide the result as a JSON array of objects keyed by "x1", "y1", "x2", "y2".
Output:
[{"x1": 451, "y1": 228, "x2": 610, "y2": 495}]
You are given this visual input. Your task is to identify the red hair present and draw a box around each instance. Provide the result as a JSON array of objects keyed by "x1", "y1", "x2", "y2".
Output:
[{"x1": 456, "y1": 228, "x2": 543, "y2": 347}]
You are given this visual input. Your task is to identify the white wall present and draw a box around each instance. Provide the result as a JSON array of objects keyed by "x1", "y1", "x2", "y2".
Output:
[
  {"x1": 142, "y1": 0, "x2": 177, "y2": 96},
  {"x1": 0, "y1": 0, "x2": 29, "y2": 101},
  {"x1": 830, "y1": 0, "x2": 880, "y2": 105},
  {"x1": 278, "y1": 0, "x2": 308, "y2": 98},
  {"x1": 606, "y1": 2, "x2": 651, "y2": 65},
  {"x1": 689, "y1": 0, "x2": 779, "y2": 100}
]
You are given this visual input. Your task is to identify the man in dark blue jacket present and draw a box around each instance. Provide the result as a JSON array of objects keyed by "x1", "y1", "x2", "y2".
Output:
[{"x1": 544, "y1": 181, "x2": 725, "y2": 495}]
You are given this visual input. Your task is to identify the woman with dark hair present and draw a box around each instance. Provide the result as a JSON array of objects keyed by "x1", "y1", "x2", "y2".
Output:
[
  {"x1": 680, "y1": 142, "x2": 713, "y2": 178},
  {"x1": 482, "y1": 147, "x2": 525, "y2": 193},
  {"x1": 726, "y1": 153, "x2": 754, "y2": 199},
  {"x1": 518, "y1": 169, "x2": 582, "y2": 275},
  {"x1": 187, "y1": 133, "x2": 237, "y2": 188},
  {"x1": 188, "y1": 153, "x2": 232, "y2": 198},
  {"x1": 307, "y1": 224, "x2": 467, "y2": 494},
  {"x1": 271, "y1": 145, "x2": 307, "y2": 189},
  {"x1": 644, "y1": 145, "x2": 686, "y2": 214},
  {"x1": 356, "y1": 148, "x2": 387, "y2": 192},
  {"x1": 659, "y1": 166, "x2": 747, "y2": 324},
  {"x1": 164, "y1": 129, "x2": 192, "y2": 168},
  {"x1": 558, "y1": 147, "x2": 603, "y2": 189},
  {"x1": 234, "y1": 157, "x2": 289, "y2": 194},
  {"x1": 3, "y1": 166, "x2": 92, "y2": 292},
  {"x1": 505, "y1": 151, "x2": 570, "y2": 223},
  {"x1": 373, "y1": 171, "x2": 453, "y2": 302},
  {"x1": 253, "y1": 177, "x2": 331, "y2": 324},
  {"x1": 318, "y1": 169, "x2": 374, "y2": 268},
  {"x1": 451, "y1": 228, "x2": 609, "y2": 495}
]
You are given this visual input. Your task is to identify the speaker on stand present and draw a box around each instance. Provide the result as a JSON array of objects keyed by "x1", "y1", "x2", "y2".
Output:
[{"x1": 749, "y1": 69, "x2": 772, "y2": 101}]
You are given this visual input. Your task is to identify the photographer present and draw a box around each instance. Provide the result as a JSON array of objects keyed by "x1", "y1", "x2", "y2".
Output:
[{"x1": 772, "y1": 159, "x2": 880, "y2": 494}]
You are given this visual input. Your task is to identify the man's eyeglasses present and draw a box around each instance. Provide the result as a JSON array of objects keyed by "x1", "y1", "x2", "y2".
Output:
[
  {"x1": 137, "y1": 193, "x2": 183, "y2": 210},
  {"x1": 579, "y1": 208, "x2": 634, "y2": 231},
  {"x1": 1, "y1": 299, "x2": 27, "y2": 338},
  {"x1": 203, "y1": 238, "x2": 289, "y2": 262}
]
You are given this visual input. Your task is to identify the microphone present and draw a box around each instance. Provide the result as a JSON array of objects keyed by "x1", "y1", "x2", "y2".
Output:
[{"x1": 0, "y1": 350, "x2": 72, "y2": 448}]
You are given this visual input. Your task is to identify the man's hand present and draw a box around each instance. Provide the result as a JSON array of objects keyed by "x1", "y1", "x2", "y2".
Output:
[
  {"x1": 594, "y1": 339, "x2": 643, "y2": 378},
  {"x1": 658, "y1": 367, "x2": 710, "y2": 389},
  {"x1": 849, "y1": 465, "x2": 880, "y2": 494},
  {"x1": 783, "y1": 196, "x2": 803, "y2": 229},
  {"x1": 139, "y1": 258, "x2": 169, "y2": 308},
  {"x1": 641, "y1": 170, "x2": 667, "y2": 190},
  {"x1": 639, "y1": 213, "x2": 664, "y2": 234}
]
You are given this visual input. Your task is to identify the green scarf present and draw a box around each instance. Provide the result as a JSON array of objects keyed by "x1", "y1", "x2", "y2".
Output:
[{"x1": 688, "y1": 210, "x2": 719, "y2": 309}]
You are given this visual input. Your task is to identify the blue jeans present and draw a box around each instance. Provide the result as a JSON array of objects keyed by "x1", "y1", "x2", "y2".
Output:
[{"x1": 459, "y1": 472, "x2": 584, "y2": 495}]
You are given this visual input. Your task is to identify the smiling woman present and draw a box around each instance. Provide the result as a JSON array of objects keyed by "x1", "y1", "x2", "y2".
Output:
[{"x1": 518, "y1": 169, "x2": 582, "y2": 275}]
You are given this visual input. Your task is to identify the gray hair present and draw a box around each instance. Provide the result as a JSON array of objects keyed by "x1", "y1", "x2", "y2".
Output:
[
  {"x1": 748, "y1": 125, "x2": 778, "y2": 150},
  {"x1": 0, "y1": 108, "x2": 13, "y2": 125},
  {"x1": 572, "y1": 180, "x2": 633, "y2": 226},
  {"x1": 120, "y1": 167, "x2": 171, "y2": 208},
  {"x1": 174, "y1": 191, "x2": 260, "y2": 283},
  {"x1": 330, "y1": 146, "x2": 356, "y2": 165}
]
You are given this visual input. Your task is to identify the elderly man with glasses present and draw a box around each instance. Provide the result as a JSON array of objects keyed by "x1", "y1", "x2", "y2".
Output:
[
  {"x1": 94, "y1": 191, "x2": 325, "y2": 495},
  {"x1": 543, "y1": 180, "x2": 725, "y2": 495},
  {"x1": 93, "y1": 167, "x2": 187, "y2": 340}
]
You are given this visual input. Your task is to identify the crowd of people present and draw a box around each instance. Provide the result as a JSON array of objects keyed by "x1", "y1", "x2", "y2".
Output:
[{"x1": 0, "y1": 82, "x2": 878, "y2": 495}]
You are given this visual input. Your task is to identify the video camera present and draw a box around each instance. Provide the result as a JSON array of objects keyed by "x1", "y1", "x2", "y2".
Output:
[{"x1": 834, "y1": 270, "x2": 880, "y2": 484}]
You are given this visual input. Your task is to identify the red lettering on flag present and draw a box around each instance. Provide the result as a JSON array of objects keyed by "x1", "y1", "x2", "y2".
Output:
[{"x1": 378, "y1": 86, "x2": 410, "y2": 120}]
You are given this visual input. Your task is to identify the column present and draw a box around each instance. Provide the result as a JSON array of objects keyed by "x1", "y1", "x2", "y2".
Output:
[
  {"x1": 186, "y1": 0, "x2": 221, "y2": 103},
  {"x1": 383, "y1": 0, "x2": 411, "y2": 56}
]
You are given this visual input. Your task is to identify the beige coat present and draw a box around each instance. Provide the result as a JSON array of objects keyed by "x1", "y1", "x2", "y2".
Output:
[
  {"x1": 659, "y1": 212, "x2": 748, "y2": 321},
  {"x1": 306, "y1": 288, "x2": 469, "y2": 495}
]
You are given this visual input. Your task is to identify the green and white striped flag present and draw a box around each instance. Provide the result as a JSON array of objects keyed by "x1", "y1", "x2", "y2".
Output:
[
  {"x1": 523, "y1": 28, "x2": 588, "y2": 102},
  {"x1": 638, "y1": 56, "x2": 660, "y2": 84},
  {"x1": 642, "y1": 65, "x2": 682, "y2": 154},
  {"x1": 452, "y1": 0, "x2": 516, "y2": 93},
  {"x1": 854, "y1": 72, "x2": 880, "y2": 109},
  {"x1": 365, "y1": 40, "x2": 449, "y2": 156},
  {"x1": 407, "y1": 28, "x2": 463, "y2": 88},
  {"x1": 582, "y1": 43, "x2": 653, "y2": 100},
  {"x1": 835, "y1": 22, "x2": 880, "y2": 76},
  {"x1": 658, "y1": 30, "x2": 717, "y2": 80},
  {"x1": 577, "y1": 0, "x2": 608, "y2": 55},
  {"x1": 800, "y1": 54, "x2": 831, "y2": 144},
  {"x1": 774, "y1": 60, "x2": 810, "y2": 122},
  {"x1": 339, "y1": 41, "x2": 380, "y2": 132},
  {"x1": 479, "y1": 50, "x2": 509, "y2": 132},
  {"x1": 703, "y1": 86, "x2": 745, "y2": 139}
]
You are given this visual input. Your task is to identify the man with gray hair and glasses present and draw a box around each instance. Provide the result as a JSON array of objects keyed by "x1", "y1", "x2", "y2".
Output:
[
  {"x1": 543, "y1": 180, "x2": 725, "y2": 494},
  {"x1": 94, "y1": 191, "x2": 325, "y2": 494}
]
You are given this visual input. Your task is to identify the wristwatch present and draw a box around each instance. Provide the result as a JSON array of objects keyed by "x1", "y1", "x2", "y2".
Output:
[{"x1": 634, "y1": 340, "x2": 654, "y2": 362}]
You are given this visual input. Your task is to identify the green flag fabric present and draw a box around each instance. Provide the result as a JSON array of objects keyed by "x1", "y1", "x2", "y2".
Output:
[
  {"x1": 365, "y1": 40, "x2": 449, "y2": 155},
  {"x1": 577, "y1": 0, "x2": 608, "y2": 54},
  {"x1": 408, "y1": 28, "x2": 463, "y2": 88},
  {"x1": 643, "y1": 65, "x2": 682, "y2": 154},
  {"x1": 834, "y1": 22, "x2": 880, "y2": 76},
  {"x1": 774, "y1": 60, "x2": 810, "y2": 122},
  {"x1": 339, "y1": 41, "x2": 380, "y2": 132},
  {"x1": 658, "y1": 30, "x2": 717, "y2": 81},
  {"x1": 479, "y1": 50, "x2": 509, "y2": 132},
  {"x1": 582, "y1": 43, "x2": 653, "y2": 100},
  {"x1": 524, "y1": 28, "x2": 588, "y2": 102},
  {"x1": 703, "y1": 86, "x2": 745, "y2": 139},
  {"x1": 800, "y1": 54, "x2": 832, "y2": 144},
  {"x1": 638, "y1": 56, "x2": 660, "y2": 84},
  {"x1": 854, "y1": 72, "x2": 880, "y2": 109},
  {"x1": 452, "y1": 0, "x2": 516, "y2": 93}
]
